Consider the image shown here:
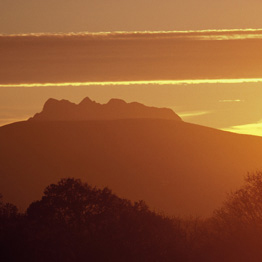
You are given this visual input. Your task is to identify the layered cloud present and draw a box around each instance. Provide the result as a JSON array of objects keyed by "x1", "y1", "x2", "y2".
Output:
[{"x1": 1, "y1": 29, "x2": 262, "y2": 85}]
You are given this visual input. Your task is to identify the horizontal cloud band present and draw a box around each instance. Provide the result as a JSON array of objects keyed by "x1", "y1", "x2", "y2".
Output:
[
  {"x1": 2, "y1": 28, "x2": 262, "y2": 39},
  {"x1": 1, "y1": 78, "x2": 262, "y2": 88},
  {"x1": 1, "y1": 29, "x2": 262, "y2": 85}
]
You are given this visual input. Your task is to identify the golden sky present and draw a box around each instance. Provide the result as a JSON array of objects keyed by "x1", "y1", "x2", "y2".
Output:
[
  {"x1": 1, "y1": 0, "x2": 262, "y2": 34},
  {"x1": 1, "y1": 82, "x2": 262, "y2": 136},
  {"x1": 1, "y1": 2, "x2": 262, "y2": 136}
]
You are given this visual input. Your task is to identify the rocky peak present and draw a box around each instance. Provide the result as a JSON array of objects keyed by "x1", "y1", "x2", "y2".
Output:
[{"x1": 29, "y1": 97, "x2": 182, "y2": 122}]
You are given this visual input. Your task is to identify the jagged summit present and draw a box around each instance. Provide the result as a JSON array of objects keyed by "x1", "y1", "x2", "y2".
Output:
[{"x1": 29, "y1": 97, "x2": 182, "y2": 121}]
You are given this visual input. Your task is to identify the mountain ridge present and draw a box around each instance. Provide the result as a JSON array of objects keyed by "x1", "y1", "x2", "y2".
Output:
[
  {"x1": 29, "y1": 97, "x2": 182, "y2": 121},
  {"x1": 1, "y1": 98, "x2": 262, "y2": 216}
]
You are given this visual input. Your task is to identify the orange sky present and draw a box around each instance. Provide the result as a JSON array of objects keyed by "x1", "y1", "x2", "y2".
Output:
[
  {"x1": 1, "y1": 2, "x2": 262, "y2": 136},
  {"x1": 1, "y1": 81, "x2": 262, "y2": 137},
  {"x1": 1, "y1": 30, "x2": 262, "y2": 136},
  {"x1": 1, "y1": 0, "x2": 262, "y2": 34}
]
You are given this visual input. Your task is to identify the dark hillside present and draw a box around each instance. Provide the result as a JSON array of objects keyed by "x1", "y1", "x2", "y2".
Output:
[{"x1": 1, "y1": 116, "x2": 262, "y2": 216}]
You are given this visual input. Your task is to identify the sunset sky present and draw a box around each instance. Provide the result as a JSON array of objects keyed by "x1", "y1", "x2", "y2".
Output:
[
  {"x1": 1, "y1": 0, "x2": 262, "y2": 34},
  {"x1": 1, "y1": 1, "x2": 262, "y2": 136}
]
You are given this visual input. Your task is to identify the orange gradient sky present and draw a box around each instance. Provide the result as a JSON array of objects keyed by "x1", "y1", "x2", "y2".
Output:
[
  {"x1": 1, "y1": 81, "x2": 262, "y2": 136},
  {"x1": 1, "y1": 0, "x2": 262, "y2": 34},
  {"x1": 1, "y1": 1, "x2": 262, "y2": 136}
]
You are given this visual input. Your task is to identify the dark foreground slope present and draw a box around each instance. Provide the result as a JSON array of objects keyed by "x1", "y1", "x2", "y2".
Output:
[
  {"x1": 1, "y1": 98, "x2": 262, "y2": 216},
  {"x1": 1, "y1": 119, "x2": 262, "y2": 216}
]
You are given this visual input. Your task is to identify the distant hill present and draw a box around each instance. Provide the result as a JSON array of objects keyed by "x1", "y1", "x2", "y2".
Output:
[
  {"x1": 30, "y1": 97, "x2": 181, "y2": 121},
  {"x1": 1, "y1": 98, "x2": 262, "y2": 216}
]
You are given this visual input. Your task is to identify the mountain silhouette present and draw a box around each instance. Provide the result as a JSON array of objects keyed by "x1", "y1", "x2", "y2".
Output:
[
  {"x1": 30, "y1": 97, "x2": 182, "y2": 121},
  {"x1": 1, "y1": 98, "x2": 262, "y2": 216}
]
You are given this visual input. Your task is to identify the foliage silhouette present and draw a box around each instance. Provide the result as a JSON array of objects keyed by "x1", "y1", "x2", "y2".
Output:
[
  {"x1": 4, "y1": 174, "x2": 262, "y2": 261},
  {"x1": 207, "y1": 171, "x2": 262, "y2": 262},
  {"x1": 215, "y1": 172, "x2": 262, "y2": 225},
  {"x1": 1, "y1": 178, "x2": 186, "y2": 262}
]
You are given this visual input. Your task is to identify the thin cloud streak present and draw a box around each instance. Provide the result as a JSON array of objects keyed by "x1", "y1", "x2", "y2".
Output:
[
  {"x1": 219, "y1": 99, "x2": 244, "y2": 103},
  {"x1": 178, "y1": 110, "x2": 211, "y2": 119},
  {"x1": 2, "y1": 28, "x2": 262, "y2": 40},
  {"x1": 1, "y1": 78, "x2": 262, "y2": 88}
]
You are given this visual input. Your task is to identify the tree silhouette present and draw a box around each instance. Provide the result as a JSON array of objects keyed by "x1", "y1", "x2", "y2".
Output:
[
  {"x1": 5, "y1": 174, "x2": 262, "y2": 261},
  {"x1": 210, "y1": 172, "x2": 262, "y2": 261},
  {"x1": 0, "y1": 194, "x2": 22, "y2": 262},
  {"x1": 25, "y1": 178, "x2": 186, "y2": 261},
  {"x1": 214, "y1": 172, "x2": 262, "y2": 227},
  {"x1": 0, "y1": 194, "x2": 18, "y2": 220},
  {"x1": 27, "y1": 178, "x2": 128, "y2": 226}
]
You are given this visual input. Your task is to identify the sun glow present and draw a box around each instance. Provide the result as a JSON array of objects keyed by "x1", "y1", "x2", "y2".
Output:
[{"x1": 223, "y1": 121, "x2": 262, "y2": 137}]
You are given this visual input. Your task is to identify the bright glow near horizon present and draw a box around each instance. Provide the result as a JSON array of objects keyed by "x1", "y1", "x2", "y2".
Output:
[{"x1": 1, "y1": 80, "x2": 262, "y2": 138}]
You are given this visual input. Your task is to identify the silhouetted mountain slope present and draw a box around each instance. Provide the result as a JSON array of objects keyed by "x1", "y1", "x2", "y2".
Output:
[
  {"x1": 30, "y1": 97, "x2": 181, "y2": 121},
  {"x1": 1, "y1": 99, "x2": 262, "y2": 216}
]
